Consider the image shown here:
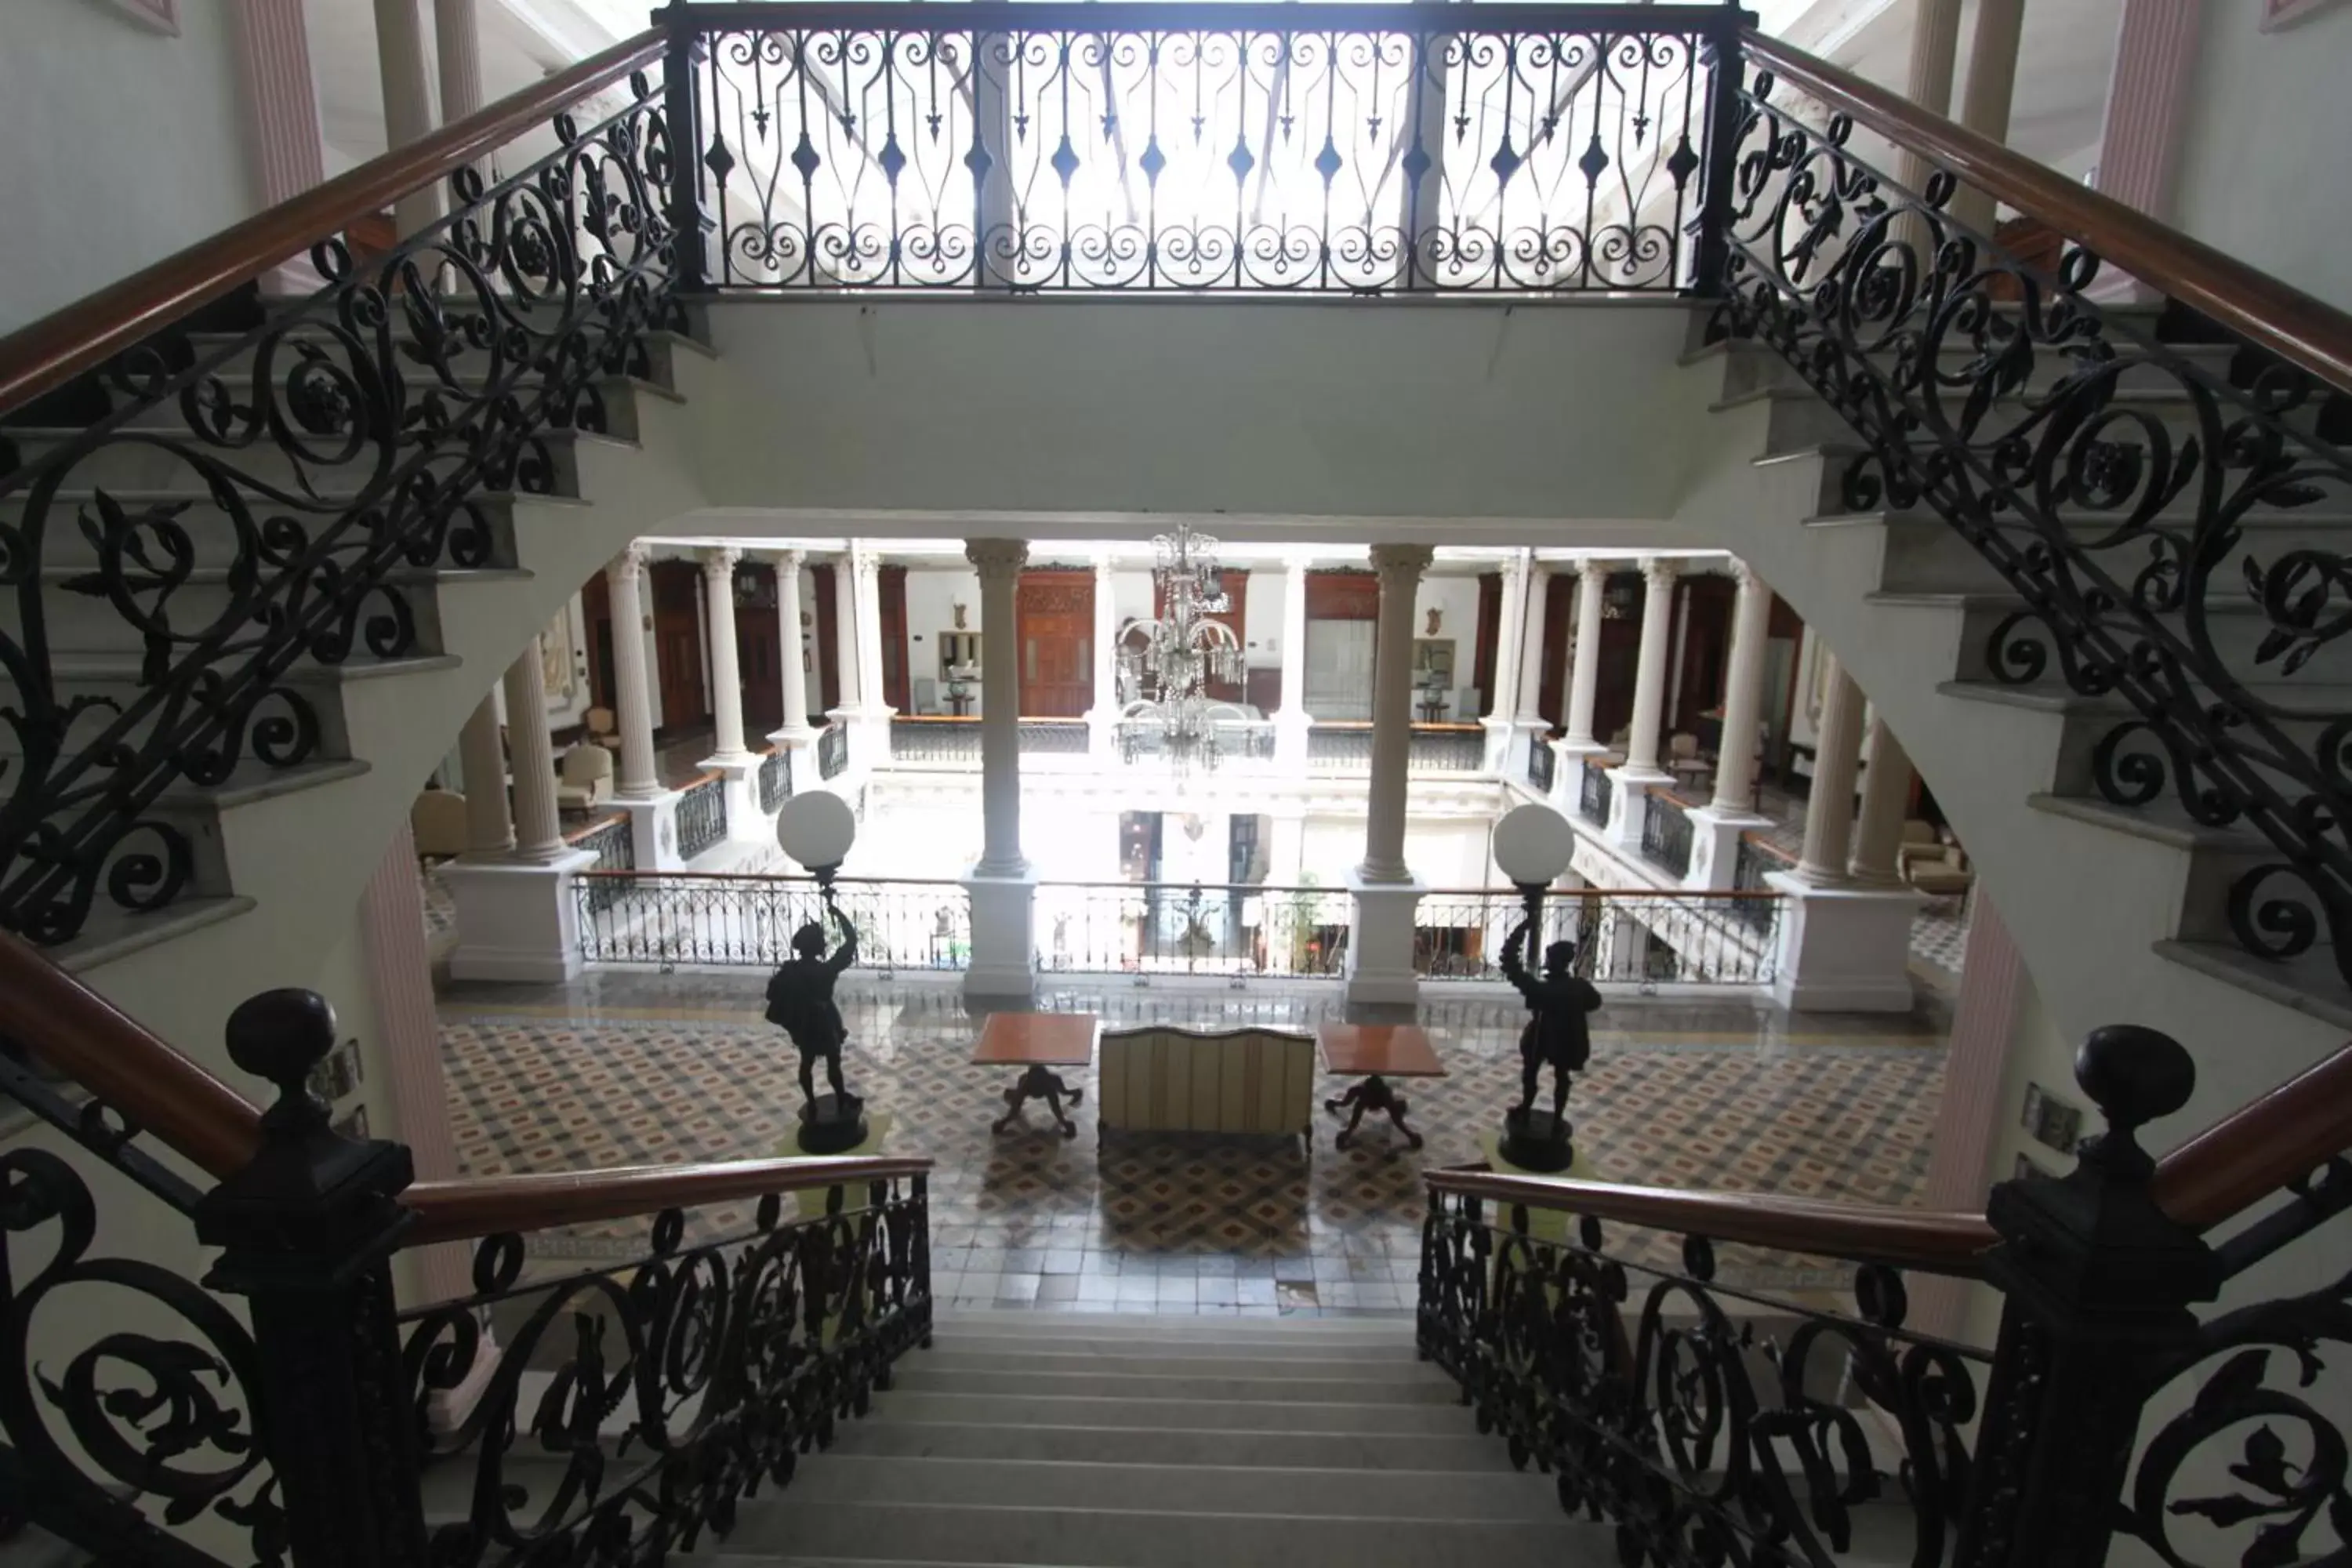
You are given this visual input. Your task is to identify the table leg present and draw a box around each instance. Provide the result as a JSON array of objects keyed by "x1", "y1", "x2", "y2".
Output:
[
  {"x1": 994, "y1": 1064, "x2": 1083, "y2": 1138},
  {"x1": 1331, "y1": 1074, "x2": 1422, "y2": 1152}
]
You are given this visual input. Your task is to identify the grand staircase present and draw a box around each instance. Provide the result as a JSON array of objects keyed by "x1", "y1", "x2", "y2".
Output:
[{"x1": 673, "y1": 1310, "x2": 1606, "y2": 1568}]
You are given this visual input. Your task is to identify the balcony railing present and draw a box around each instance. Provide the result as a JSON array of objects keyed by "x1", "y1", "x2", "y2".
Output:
[
  {"x1": 1018, "y1": 719, "x2": 1092, "y2": 756},
  {"x1": 1036, "y1": 880, "x2": 1345, "y2": 979},
  {"x1": 818, "y1": 720, "x2": 850, "y2": 780},
  {"x1": 575, "y1": 872, "x2": 971, "y2": 972},
  {"x1": 1525, "y1": 738, "x2": 1555, "y2": 795},
  {"x1": 1733, "y1": 830, "x2": 1796, "y2": 932},
  {"x1": 1305, "y1": 722, "x2": 1486, "y2": 773},
  {"x1": 1116, "y1": 716, "x2": 1276, "y2": 765},
  {"x1": 757, "y1": 747, "x2": 793, "y2": 813},
  {"x1": 1578, "y1": 764, "x2": 1612, "y2": 827},
  {"x1": 1414, "y1": 885, "x2": 1780, "y2": 987},
  {"x1": 892, "y1": 715, "x2": 984, "y2": 765},
  {"x1": 676, "y1": 774, "x2": 730, "y2": 862},
  {"x1": 568, "y1": 814, "x2": 636, "y2": 916},
  {"x1": 1639, "y1": 791, "x2": 1694, "y2": 879},
  {"x1": 679, "y1": 3, "x2": 1739, "y2": 296}
]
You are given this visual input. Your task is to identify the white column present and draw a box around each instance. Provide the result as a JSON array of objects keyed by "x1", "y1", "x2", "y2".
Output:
[
  {"x1": 372, "y1": 0, "x2": 442, "y2": 238},
  {"x1": 699, "y1": 547, "x2": 751, "y2": 762},
  {"x1": 1357, "y1": 543, "x2": 1434, "y2": 884},
  {"x1": 501, "y1": 639, "x2": 564, "y2": 859},
  {"x1": 229, "y1": 0, "x2": 332, "y2": 296},
  {"x1": 1480, "y1": 551, "x2": 1530, "y2": 775},
  {"x1": 1710, "y1": 559, "x2": 1775, "y2": 814},
  {"x1": 1795, "y1": 655, "x2": 1867, "y2": 884},
  {"x1": 1274, "y1": 554, "x2": 1313, "y2": 769},
  {"x1": 1893, "y1": 0, "x2": 1964, "y2": 205},
  {"x1": 1515, "y1": 559, "x2": 1551, "y2": 724},
  {"x1": 456, "y1": 694, "x2": 512, "y2": 857},
  {"x1": 1085, "y1": 551, "x2": 1120, "y2": 756},
  {"x1": 434, "y1": 0, "x2": 484, "y2": 122},
  {"x1": 830, "y1": 550, "x2": 862, "y2": 716},
  {"x1": 1951, "y1": 0, "x2": 2026, "y2": 234},
  {"x1": 967, "y1": 539, "x2": 1029, "y2": 877},
  {"x1": 1849, "y1": 717, "x2": 1917, "y2": 887},
  {"x1": 853, "y1": 543, "x2": 889, "y2": 715},
  {"x1": 1563, "y1": 563, "x2": 1607, "y2": 750},
  {"x1": 2084, "y1": 0, "x2": 2199, "y2": 304},
  {"x1": 607, "y1": 547, "x2": 660, "y2": 799},
  {"x1": 1621, "y1": 557, "x2": 1678, "y2": 778},
  {"x1": 770, "y1": 550, "x2": 815, "y2": 745}
]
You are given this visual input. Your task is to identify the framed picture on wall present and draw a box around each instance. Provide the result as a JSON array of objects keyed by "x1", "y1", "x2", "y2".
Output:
[{"x1": 2263, "y1": 0, "x2": 2347, "y2": 29}]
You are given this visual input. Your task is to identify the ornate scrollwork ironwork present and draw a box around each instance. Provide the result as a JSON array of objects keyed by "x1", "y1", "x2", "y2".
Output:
[
  {"x1": 684, "y1": 6, "x2": 1730, "y2": 295},
  {"x1": 0, "y1": 74, "x2": 684, "y2": 946},
  {"x1": 0, "y1": 1146, "x2": 282, "y2": 1565},
  {"x1": 1715, "y1": 68, "x2": 2352, "y2": 985},
  {"x1": 1418, "y1": 1189, "x2": 1984, "y2": 1566},
  {"x1": 400, "y1": 1174, "x2": 930, "y2": 1567}
]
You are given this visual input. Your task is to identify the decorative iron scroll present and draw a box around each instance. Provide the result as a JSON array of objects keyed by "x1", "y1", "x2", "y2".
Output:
[
  {"x1": 1715, "y1": 67, "x2": 2352, "y2": 985},
  {"x1": 1419, "y1": 1189, "x2": 1984, "y2": 1566},
  {"x1": 682, "y1": 5, "x2": 1731, "y2": 294},
  {"x1": 0, "y1": 76, "x2": 684, "y2": 946},
  {"x1": 399, "y1": 1174, "x2": 929, "y2": 1566}
]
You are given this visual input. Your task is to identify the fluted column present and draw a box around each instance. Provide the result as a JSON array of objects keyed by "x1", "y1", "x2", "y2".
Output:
[
  {"x1": 1086, "y1": 551, "x2": 1120, "y2": 754},
  {"x1": 699, "y1": 547, "x2": 751, "y2": 761},
  {"x1": 502, "y1": 637, "x2": 564, "y2": 859},
  {"x1": 1275, "y1": 554, "x2": 1313, "y2": 768},
  {"x1": 372, "y1": 0, "x2": 441, "y2": 238},
  {"x1": 967, "y1": 539, "x2": 1029, "y2": 877},
  {"x1": 434, "y1": 0, "x2": 483, "y2": 124},
  {"x1": 606, "y1": 546, "x2": 661, "y2": 799},
  {"x1": 2085, "y1": 1, "x2": 2198, "y2": 304},
  {"x1": 1622, "y1": 557, "x2": 1679, "y2": 776},
  {"x1": 1794, "y1": 655, "x2": 1867, "y2": 884},
  {"x1": 1563, "y1": 562, "x2": 1607, "y2": 750},
  {"x1": 1515, "y1": 559, "x2": 1551, "y2": 723},
  {"x1": 830, "y1": 550, "x2": 862, "y2": 714},
  {"x1": 771, "y1": 550, "x2": 813, "y2": 742},
  {"x1": 1951, "y1": 0, "x2": 2026, "y2": 234},
  {"x1": 1487, "y1": 552, "x2": 1529, "y2": 724},
  {"x1": 1893, "y1": 0, "x2": 1965, "y2": 209},
  {"x1": 1358, "y1": 543, "x2": 1435, "y2": 884},
  {"x1": 852, "y1": 543, "x2": 889, "y2": 715},
  {"x1": 456, "y1": 694, "x2": 512, "y2": 856},
  {"x1": 1849, "y1": 717, "x2": 1918, "y2": 887},
  {"x1": 230, "y1": 0, "x2": 331, "y2": 296},
  {"x1": 1711, "y1": 559, "x2": 1775, "y2": 813}
]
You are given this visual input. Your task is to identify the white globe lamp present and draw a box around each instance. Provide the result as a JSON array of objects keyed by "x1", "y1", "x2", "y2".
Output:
[
  {"x1": 777, "y1": 789, "x2": 857, "y2": 883},
  {"x1": 1494, "y1": 802, "x2": 1577, "y2": 891}
]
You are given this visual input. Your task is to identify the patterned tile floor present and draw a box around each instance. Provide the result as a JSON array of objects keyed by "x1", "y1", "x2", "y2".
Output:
[{"x1": 437, "y1": 971, "x2": 1949, "y2": 1311}]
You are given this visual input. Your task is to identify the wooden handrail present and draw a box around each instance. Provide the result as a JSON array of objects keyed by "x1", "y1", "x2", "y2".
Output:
[
  {"x1": 1741, "y1": 32, "x2": 2352, "y2": 397},
  {"x1": 1428, "y1": 1168, "x2": 1996, "y2": 1276},
  {"x1": 2154, "y1": 1040, "x2": 2352, "y2": 1232},
  {"x1": 402, "y1": 1154, "x2": 935, "y2": 1246},
  {"x1": 0, "y1": 930, "x2": 262, "y2": 1178},
  {"x1": 0, "y1": 28, "x2": 666, "y2": 418}
]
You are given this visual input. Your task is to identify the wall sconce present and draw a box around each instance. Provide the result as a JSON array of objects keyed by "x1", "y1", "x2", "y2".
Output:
[
  {"x1": 953, "y1": 602, "x2": 969, "y2": 630},
  {"x1": 1425, "y1": 608, "x2": 1443, "y2": 636}
]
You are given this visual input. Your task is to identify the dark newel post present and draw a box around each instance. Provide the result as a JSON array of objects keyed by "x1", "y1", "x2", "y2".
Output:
[
  {"x1": 660, "y1": 4, "x2": 708, "y2": 293},
  {"x1": 194, "y1": 990, "x2": 429, "y2": 1568},
  {"x1": 1690, "y1": 5, "x2": 1747, "y2": 298},
  {"x1": 1955, "y1": 1025, "x2": 2221, "y2": 1568}
]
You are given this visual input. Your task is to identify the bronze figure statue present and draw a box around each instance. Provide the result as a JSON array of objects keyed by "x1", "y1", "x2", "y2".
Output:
[
  {"x1": 1498, "y1": 901, "x2": 1602, "y2": 1170},
  {"x1": 765, "y1": 899, "x2": 866, "y2": 1150}
]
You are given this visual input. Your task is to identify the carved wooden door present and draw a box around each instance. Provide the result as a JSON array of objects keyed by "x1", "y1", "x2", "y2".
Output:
[
  {"x1": 1018, "y1": 571, "x2": 1094, "y2": 717},
  {"x1": 650, "y1": 561, "x2": 710, "y2": 735}
]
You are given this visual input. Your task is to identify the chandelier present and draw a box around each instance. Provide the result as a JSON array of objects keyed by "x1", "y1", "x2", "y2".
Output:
[{"x1": 1116, "y1": 524, "x2": 1247, "y2": 774}]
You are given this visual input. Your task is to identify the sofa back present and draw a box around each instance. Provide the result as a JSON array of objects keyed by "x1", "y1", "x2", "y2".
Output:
[{"x1": 1097, "y1": 1025, "x2": 1316, "y2": 1137}]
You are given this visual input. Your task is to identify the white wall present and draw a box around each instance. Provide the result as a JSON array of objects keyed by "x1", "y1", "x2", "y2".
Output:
[
  {"x1": 1415, "y1": 573, "x2": 1489, "y2": 719},
  {"x1": 1242, "y1": 568, "x2": 1287, "y2": 673},
  {"x1": 902, "y1": 564, "x2": 981, "y2": 713},
  {"x1": 2169, "y1": 4, "x2": 2352, "y2": 310},
  {"x1": 0, "y1": 0, "x2": 261, "y2": 332}
]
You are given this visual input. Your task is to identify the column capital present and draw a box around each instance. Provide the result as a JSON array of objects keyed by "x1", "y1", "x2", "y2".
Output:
[
  {"x1": 608, "y1": 543, "x2": 648, "y2": 583},
  {"x1": 701, "y1": 544, "x2": 742, "y2": 580},
  {"x1": 1369, "y1": 542, "x2": 1435, "y2": 588},
  {"x1": 966, "y1": 538, "x2": 1031, "y2": 581},
  {"x1": 769, "y1": 546, "x2": 804, "y2": 571},
  {"x1": 1641, "y1": 554, "x2": 1679, "y2": 591},
  {"x1": 847, "y1": 540, "x2": 882, "y2": 579},
  {"x1": 1731, "y1": 555, "x2": 1767, "y2": 593}
]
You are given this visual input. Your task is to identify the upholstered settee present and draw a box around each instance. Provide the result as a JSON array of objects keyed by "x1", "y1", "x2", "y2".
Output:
[{"x1": 1096, "y1": 1025, "x2": 1317, "y2": 1149}]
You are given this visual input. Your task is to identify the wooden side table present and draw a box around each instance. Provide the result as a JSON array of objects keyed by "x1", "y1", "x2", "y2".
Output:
[
  {"x1": 972, "y1": 1011, "x2": 1099, "y2": 1139},
  {"x1": 1317, "y1": 1022, "x2": 1446, "y2": 1151}
]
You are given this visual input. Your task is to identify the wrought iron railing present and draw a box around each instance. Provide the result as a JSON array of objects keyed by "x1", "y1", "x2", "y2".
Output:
[
  {"x1": 1303, "y1": 721, "x2": 1489, "y2": 772},
  {"x1": 675, "y1": 2, "x2": 1742, "y2": 296},
  {"x1": 1639, "y1": 789, "x2": 1693, "y2": 878},
  {"x1": 0, "y1": 40, "x2": 681, "y2": 946},
  {"x1": 1035, "y1": 880, "x2": 1345, "y2": 979},
  {"x1": 1721, "y1": 38, "x2": 2352, "y2": 987},
  {"x1": 818, "y1": 719, "x2": 851, "y2": 780},
  {"x1": 575, "y1": 870, "x2": 971, "y2": 972},
  {"x1": 1116, "y1": 715, "x2": 1276, "y2": 765},
  {"x1": 1017, "y1": 719, "x2": 1092, "y2": 756},
  {"x1": 1414, "y1": 884, "x2": 1779, "y2": 986},
  {"x1": 1732, "y1": 829, "x2": 1791, "y2": 931},
  {"x1": 892, "y1": 715, "x2": 984, "y2": 764},
  {"x1": 1577, "y1": 764, "x2": 1612, "y2": 826},
  {"x1": 758, "y1": 746, "x2": 793, "y2": 812},
  {"x1": 676, "y1": 773, "x2": 730, "y2": 861},
  {"x1": 568, "y1": 811, "x2": 636, "y2": 916},
  {"x1": 1526, "y1": 737, "x2": 1555, "y2": 794}
]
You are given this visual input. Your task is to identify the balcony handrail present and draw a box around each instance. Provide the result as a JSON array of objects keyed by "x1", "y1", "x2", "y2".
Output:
[
  {"x1": 1740, "y1": 30, "x2": 2352, "y2": 397},
  {"x1": 575, "y1": 869, "x2": 965, "y2": 887},
  {"x1": 1036, "y1": 878, "x2": 1328, "y2": 893},
  {"x1": 1418, "y1": 884, "x2": 1785, "y2": 901},
  {"x1": 0, "y1": 28, "x2": 666, "y2": 418},
  {"x1": 2153, "y1": 1038, "x2": 2352, "y2": 1232},
  {"x1": 1426, "y1": 1167, "x2": 1997, "y2": 1276},
  {"x1": 402, "y1": 1153, "x2": 935, "y2": 1246}
]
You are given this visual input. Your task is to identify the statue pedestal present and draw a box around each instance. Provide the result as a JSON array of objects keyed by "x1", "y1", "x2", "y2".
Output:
[
  {"x1": 781, "y1": 1112, "x2": 896, "y2": 1221},
  {"x1": 797, "y1": 1092, "x2": 870, "y2": 1154},
  {"x1": 1500, "y1": 1107, "x2": 1574, "y2": 1173},
  {"x1": 1475, "y1": 1132, "x2": 1604, "y2": 1250}
]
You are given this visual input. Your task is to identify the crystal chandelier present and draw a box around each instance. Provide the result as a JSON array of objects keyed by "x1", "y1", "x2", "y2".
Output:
[{"x1": 1116, "y1": 524, "x2": 1246, "y2": 774}]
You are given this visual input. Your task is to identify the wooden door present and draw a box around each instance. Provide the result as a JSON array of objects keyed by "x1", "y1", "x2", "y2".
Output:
[
  {"x1": 735, "y1": 562, "x2": 782, "y2": 733},
  {"x1": 1018, "y1": 571, "x2": 1094, "y2": 717},
  {"x1": 1537, "y1": 571, "x2": 1576, "y2": 728},
  {"x1": 880, "y1": 564, "x2": 911, "y2": 713},
  {"x1": 811, "y1": 562, "x2": 842, "y2": 713},
  {"x1": 649, "y1": 561, "x2": 709, "y2": 735},
  {"x1": 1592, "y1": 568, "x2": 1644, "y2": 746},
  {"x1": 1671, "y1": 575, "x2": 1736, "y2": 732},
  {"x1": 1472, "y1": 572, "x2": 1501, "y2": 717},
  {"x1": 581, "y1": 570, "x2": 615, "y2": 713}
]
